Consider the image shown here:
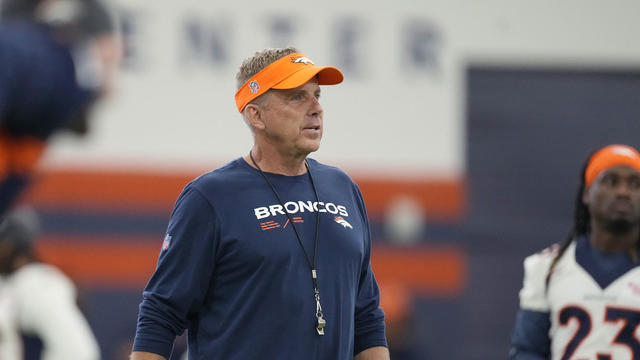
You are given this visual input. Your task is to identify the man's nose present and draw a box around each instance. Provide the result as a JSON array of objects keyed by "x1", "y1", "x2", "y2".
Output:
[
  {"x1": 309, "y1": 96, "x2": 323, "y2": 117},
  {"x1": 615, "y1": 181, "x2": 633, "y2": 198}
]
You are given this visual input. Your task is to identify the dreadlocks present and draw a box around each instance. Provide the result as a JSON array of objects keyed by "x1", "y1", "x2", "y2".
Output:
[
  {"x1": 545, "y1": 150, "x2": 640, "y2": 289},
  {"x1": 544, "y1": 157, "x2": 590, "y2": 289}
]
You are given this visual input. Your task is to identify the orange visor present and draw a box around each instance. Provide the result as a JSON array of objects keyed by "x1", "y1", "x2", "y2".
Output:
[
  {"x1": 235, "y1": 53, "x2": 343, "y2": 113},
  {"x1": 585, "y1": 144, "x2": 640, "y2": 186}
]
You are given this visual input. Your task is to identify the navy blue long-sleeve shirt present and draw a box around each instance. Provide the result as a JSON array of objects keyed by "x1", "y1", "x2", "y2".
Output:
[{"x1": 134, "y1": 158, "x2": 387, "y2": 359}]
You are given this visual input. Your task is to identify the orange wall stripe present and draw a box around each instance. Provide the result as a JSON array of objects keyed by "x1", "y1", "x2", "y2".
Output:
[
  {"x1": 358, "y1": 178, "x2": 466, "y2": 220},
  {"x1": 25, "y1": 169, "x2": 465, "y2": 219},
  {"x1": 36, "y1": 237, "x2": 467, "y2": 296},
  {"x1": 25, "y1": 169, "x2": 193, "y2": 212},
  {"x1": 36, "y1": 236, "x2": 161, "y2": 289}
]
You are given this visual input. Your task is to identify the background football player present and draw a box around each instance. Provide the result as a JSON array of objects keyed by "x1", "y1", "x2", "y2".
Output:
[{"x1": 510, "y1": 144, "x2": 640, "y2": 360}]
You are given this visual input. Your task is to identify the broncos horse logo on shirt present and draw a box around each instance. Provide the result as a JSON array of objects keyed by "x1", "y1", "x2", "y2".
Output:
[{"x1": 334, "y1": 216, "x2": 353, "y2": 229}]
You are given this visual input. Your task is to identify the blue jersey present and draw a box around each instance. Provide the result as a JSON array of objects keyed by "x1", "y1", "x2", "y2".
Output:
[
  {"x1": 0, "y1": 20, "x2": 93, "y2": 139},
  {"x1": 133, "y1": 158, "x2": 387, "y2": 360},
  {"x1": 0, "y1": 20, "x2": 96, "y2": 214}
]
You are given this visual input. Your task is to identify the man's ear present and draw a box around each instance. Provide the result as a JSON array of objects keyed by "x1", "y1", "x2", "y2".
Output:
[{"x1": 245, "y1": 103, "x2": 266, "y2": 130}]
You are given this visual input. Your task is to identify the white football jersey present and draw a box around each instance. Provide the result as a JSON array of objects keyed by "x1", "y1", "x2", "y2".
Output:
[
  {"x1": 520, "y1": 241, "x2": 640, "y2": 360},
  {"x1": 6, "y1": 263, "x2": 100, "y2": 360},
  {"x1": 0, "y1": 278, "x2": 21, "y2": 360}
]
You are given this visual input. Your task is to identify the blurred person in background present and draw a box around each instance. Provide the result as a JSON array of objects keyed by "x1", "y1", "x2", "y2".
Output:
[
  {"x1": 510, "y1": 144, "x2": 640, "y2": 359},
  {"x1": 378, "y1": 280, "x2": 424, "y2": 360},
  {"x1": 0, "y1": 209, "x2": 100, "y2": 359},
  {"x1": 0, "y1": 0, "x2": 120, "y2": 216},
  {"x1": 131, "y1": 47, "x2": 389, "y2": 360}
]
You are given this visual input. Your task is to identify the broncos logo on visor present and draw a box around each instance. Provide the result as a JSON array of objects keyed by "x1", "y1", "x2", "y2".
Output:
[{"x1": 292, "y1": 56, "x2": 314, "y2": 65}]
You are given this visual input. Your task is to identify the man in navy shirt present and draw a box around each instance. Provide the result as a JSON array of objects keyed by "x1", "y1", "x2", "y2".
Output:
[
  {"x1": 510, "y1": 144, "x2": 640, "y2": 359},
  {"x1": 132, "y1": 47, "x2": 389, "y2": 360},
  {"x1": 0, "y1": 0, "x2": 120, "y2": 215}
]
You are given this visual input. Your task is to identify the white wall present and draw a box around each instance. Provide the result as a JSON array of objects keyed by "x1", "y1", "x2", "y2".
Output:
[{"x1": 43, "y1": 0, "x2": 640, "y2": 178}]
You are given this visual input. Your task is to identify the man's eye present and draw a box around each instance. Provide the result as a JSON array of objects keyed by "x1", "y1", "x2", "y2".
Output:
[{"x1": 602, "y1": 176, "x2": 616, "y2": 186}]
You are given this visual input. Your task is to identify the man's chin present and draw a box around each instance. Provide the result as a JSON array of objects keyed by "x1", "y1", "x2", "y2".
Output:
[
  {"x1": 300, "y1": 142, "x2": 321, "y2": 154},
  {"x1": 604, "y1": 218, "x2": 636, "y2": 235}
]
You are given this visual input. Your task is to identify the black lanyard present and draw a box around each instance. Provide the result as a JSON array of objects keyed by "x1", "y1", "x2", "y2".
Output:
[{"x1": 249, "y1": 152, "x2": 327, "y2": 336}]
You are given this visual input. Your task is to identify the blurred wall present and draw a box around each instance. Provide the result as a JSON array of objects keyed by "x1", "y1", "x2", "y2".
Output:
[{"x1": 45, "y1": 0, "x2": 640, "y2": 176}]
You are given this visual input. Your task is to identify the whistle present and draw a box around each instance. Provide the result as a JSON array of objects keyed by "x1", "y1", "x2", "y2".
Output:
[{"x1": 316, "y1": 316, "x2": 326, "y2": 336}]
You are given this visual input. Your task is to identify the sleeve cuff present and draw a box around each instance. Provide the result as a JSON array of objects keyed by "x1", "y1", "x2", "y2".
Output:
[
  {"x1": 132, "y1": 338, "x2": 174, "y2": 360},
  {"x1": 354, "y1": 327, "x2": 388, "y2": 355}
]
